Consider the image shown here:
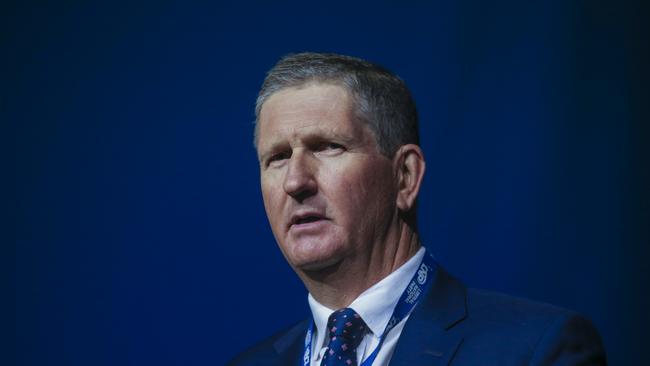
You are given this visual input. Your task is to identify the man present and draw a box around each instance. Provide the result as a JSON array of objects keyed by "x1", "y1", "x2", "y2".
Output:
[{"x1": 229, "y1": 53, "x2": 606, "y2": 365}]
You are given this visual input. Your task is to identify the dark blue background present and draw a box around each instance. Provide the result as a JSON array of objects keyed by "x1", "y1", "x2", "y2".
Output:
[{"x1": 9, "y1": 1, "x2": 648, "y2": 365}]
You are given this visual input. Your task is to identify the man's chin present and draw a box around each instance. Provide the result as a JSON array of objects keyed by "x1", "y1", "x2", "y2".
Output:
[
  {"x1": 295, "y1": 256, "x2": 342, "y2": 272},
  {"x1": 283, "y1": 239, "x2": 346, "y2": 272}
]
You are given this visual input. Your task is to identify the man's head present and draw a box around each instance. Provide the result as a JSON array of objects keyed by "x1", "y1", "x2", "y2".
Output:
[
  {"x1": 254, "y1": 53, "x2": 419, "y2": 158},
  {"x1": 255, "y1": 53, "x2": 425, "y2": 280}
]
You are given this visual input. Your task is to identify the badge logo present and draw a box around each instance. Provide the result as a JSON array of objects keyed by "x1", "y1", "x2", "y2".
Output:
[{"x1": 417, "y1": 263, "x2": 428, "y2": 285}]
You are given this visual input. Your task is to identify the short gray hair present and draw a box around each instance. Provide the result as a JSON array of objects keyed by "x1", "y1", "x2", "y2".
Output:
[{"x1": 254, "y1": 52, "x2": 419, "y2": 157}]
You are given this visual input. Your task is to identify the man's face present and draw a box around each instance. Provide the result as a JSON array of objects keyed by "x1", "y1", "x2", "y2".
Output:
[{"x1": 257, "y1": 83, "x2": 397, "y2": 272}]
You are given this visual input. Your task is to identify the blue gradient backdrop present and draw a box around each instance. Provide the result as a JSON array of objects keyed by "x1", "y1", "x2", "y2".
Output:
[{"x1": 9, "y1": 1, "x2": 649, "y2": 365}]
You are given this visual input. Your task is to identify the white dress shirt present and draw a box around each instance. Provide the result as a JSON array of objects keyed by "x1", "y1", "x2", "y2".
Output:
[{"x1": 308, "y1": 247, "x2": 427, "y2": 366}]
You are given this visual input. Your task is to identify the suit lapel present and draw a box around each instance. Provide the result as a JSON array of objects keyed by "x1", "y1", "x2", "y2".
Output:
[
  {"x1": 389, "y1": 266, "x2": 467, "y2": 366},
  {"x1": 272, "y1": 319, "x2": 309, "y2": 365}
]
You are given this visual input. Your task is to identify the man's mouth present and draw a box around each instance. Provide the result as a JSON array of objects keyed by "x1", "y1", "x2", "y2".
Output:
[
  {"x1": 299, "y1": 216, "x2": 325, "y2": 224},
  {"x1": 289, "y1": 211, "x2": 327, "y2": 228}
]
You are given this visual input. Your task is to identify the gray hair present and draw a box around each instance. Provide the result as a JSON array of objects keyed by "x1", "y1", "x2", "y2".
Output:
[{"x1": 254, "y1": 52, "x2": 419, "y2": 157}]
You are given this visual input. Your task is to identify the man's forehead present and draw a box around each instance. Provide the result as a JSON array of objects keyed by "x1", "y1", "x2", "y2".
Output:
[
  {"x1": 256, "y1": 83, "x2": 350, "y2": 142},
  {"x1": 256, "y1": 85, "x2": 361, "y2": 147},
  {"x1": 259, "y1": 122, "x2": 357, "y2": 148}
]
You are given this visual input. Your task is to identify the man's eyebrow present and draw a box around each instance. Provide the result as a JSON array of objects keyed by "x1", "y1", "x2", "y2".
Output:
[
  {"x1": 258, "y1": 138, "x2": 295, "y2": 164},
  {"x1": 258, "y1": 140, "x2": 287, "y2": 158},
  {"x1": 301, "y1": 129, "x2": 356, "y2": 144},
  {"x1": 258, "y1": 128, "x2": 360, "y2": 161}
]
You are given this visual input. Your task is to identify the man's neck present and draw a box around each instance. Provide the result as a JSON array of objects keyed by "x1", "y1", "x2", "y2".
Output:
[{"x1": 298, "y1": 225, "x2": 421, "y2": 309}]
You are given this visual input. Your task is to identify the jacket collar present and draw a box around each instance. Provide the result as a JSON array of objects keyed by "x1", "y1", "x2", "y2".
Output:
[
  {"x1": 389, "y1": 266, "x2": 467, "y2": 366},
  {"x1": 272, "y1": 319, "x2": 309, "y2": 365}
]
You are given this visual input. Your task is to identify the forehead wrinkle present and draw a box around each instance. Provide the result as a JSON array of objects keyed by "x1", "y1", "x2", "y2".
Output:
[{"x1": 268, "y1": 122, "x2": 355, "y2": 150}]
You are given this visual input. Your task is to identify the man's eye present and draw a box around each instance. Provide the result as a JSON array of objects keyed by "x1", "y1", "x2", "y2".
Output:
[
  {"x1": 317, "y1": 142, "x2": 344, "y2": 152},
  {"x1": 267, "y1": 152, "x2": 290, "y2": 166},
  {"x1": 326, "y1": 143, "x2": 344, "y2": 150}
]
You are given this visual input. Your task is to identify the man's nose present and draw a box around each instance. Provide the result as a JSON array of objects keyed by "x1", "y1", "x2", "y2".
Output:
[{"x1": 283, "y1": 151, "x2": 317, "y2": 201}]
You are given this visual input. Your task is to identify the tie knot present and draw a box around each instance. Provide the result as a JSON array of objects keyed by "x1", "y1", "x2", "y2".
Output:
[
  {"x1": 326, "y1": 308, "x2": 366, "y2": 340},
  {"x1": 321, "y1": 308, "x2": 366, "y2": 366}
]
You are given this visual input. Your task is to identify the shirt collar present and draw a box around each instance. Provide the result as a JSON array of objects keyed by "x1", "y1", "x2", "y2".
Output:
[{"x1": 308, "y1": 247, "x2": 426, "y2": 343}]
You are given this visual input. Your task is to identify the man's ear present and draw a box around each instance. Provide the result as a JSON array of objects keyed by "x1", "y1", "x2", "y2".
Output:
[{"x1": 393, "y1": 144, "x2": 426, "y2": 212}]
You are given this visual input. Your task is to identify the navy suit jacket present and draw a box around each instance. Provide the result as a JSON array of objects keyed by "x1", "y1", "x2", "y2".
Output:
[{"x1": 228, "y1": 267, "x2": 606, "y2": 365}]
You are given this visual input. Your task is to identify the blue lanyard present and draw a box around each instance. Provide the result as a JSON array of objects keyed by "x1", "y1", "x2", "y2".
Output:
[{"x1": 300, "y1": 250, "x2": 437, "y2": 366}]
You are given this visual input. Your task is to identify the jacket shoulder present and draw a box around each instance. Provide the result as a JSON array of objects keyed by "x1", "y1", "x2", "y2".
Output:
[
  {"x1": 458, "y1": 288, "x2": 606, "y2": 365},
  {"x1": 467, "y1": 288, "x2": 574, "y2": 323}
]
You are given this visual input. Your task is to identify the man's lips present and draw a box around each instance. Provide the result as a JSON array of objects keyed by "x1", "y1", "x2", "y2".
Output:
[{"x1": 288, "y1": 210, "x2": 328, "y2": 229}]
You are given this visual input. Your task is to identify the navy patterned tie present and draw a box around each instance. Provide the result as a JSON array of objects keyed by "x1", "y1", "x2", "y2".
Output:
[{"x1": 320, "y1": 308, "x2": 367, "y2": 366}]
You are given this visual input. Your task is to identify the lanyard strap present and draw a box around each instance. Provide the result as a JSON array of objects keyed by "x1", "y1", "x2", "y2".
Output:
[{"x1": 301, "y1": 250, "x2": 437, "y2": 366}]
